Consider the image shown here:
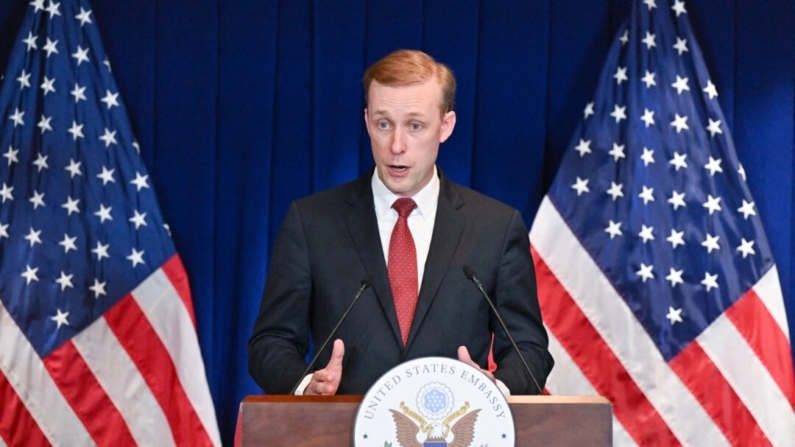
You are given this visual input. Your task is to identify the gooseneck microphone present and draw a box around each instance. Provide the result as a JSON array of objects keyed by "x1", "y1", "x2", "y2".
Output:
[
  {"x1": 289, "y1": 273, "x2": 373, "y2": 395},
  {"x1": 463, "y1": 266, "x2": 545, "y2": 395}
]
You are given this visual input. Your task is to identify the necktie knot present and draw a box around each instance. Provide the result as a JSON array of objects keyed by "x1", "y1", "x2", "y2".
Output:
[{"x1": 392, "y1": 198, "x2": 417, "y2": 218}]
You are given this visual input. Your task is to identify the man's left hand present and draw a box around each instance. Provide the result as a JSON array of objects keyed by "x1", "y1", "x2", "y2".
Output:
[{"x1": 457, "y1": 346, "x2": 496, "y2": 383}]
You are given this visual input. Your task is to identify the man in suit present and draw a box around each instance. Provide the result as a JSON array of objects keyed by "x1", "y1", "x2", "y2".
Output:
[{"x1": 248, "y1": 49, "x2": 553, "y2": 396}]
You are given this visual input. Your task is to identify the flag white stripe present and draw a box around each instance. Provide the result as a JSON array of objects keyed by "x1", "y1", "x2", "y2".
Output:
[
  {"x1": 698, "y1": 314, "x2": 795, "y2": 446},
  {"x1": 546, "y1": 331, "x2": 638, "y2": 447},
  {"x1": 0, "y1": 302, "x2": 95, "y2": 447},
  {"x1": 752, "y1": 266, "x2": 790, "y2": 341},
  {"x1": 131, "y1": 268, "x2": 221, "y2": 446},
  {"x1": 531, "y1": 197, "x2": 730, "y2": 447},
  {"x1": 72, "y1": 315, "x2": 176, "y2": 447}
]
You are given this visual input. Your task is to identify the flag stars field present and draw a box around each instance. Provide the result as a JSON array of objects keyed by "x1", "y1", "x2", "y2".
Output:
[
  {"x1": 673, "y1": 37, "x2": 688, "y2": 55},
  {"x1": 50, "y1": 309, "x2": 69, "y2": 328},
  {"x1": 9, "y1": 107, "x2": 25, "y2": 126},
  {"x1": 737, "y1": 200, "x2": 755, "y2": 219},
  {"x1": 702, "y1": 195, "x2": 721, "y2": 214},
  {"x1": 640, "y1": 108, "x2": 655, "y2": 127},
  {"x1": 583, "y1": 101, "x2": 594, "y2": 118},
  {"x1": 610, "y1": 104, "x2": 627, "y2": 123},
  {"x1": 571, "y1": 177, "x2": 590, "y2": 196},
  {"x1": 701, "y1": 233, "x2": 720, "y2": 253},
  {"x1": 640, "y1": 147, "x2": 655, "y2": 166},
  {"x1": 574, "y1": 138, "x2": 592, "y2": 157},
  {"x1": 667, "y1": 190, "x2": 686, "y2": 210},
  {"x1": 3, "y1": 146, "x2": 19, "y2": 165},
  {"x1": 605, "y1": 220, "x2": 623, "y2": 239},
  {"x1": 33, "y1": 153, "x2": 48, "y2": 171},
  {"x1": 639, "y1": 185, "x2": 655, "y2": 204},
  {"x1": 737, "y1": 238, "x2": 755, "y2": 258},
  {"x1": 665, "y1": 306, "x2": 684, "y2": 324},
  {"x1": 706, "y1": 118, "x2": 722, "y2": 137},
  {"x1": 614, "y1": 66, "x2": 629, "y2": 84},
  {"x1": 609, "y1": 143, "x2": 625, "y2": 161},
  {"x1": 58, "y1": 234, "x2": 77, "y2": 253},
  {"x1": 636, "y1": 263, "x2": 655, "y2": 282},
  {"x1": 703, "y1": 80, "x2": 718, "y2": 99},
  {"x1": 16, "y1": 70, "x2": 31, "y2": 89},
  {"x1": 606, "y1": 182, "x2": 624, "y2": 200},
  {"x1": 671, "y1": 75, "x2": 689, "y2": 94},
  {"x1": 666, "y1": 229, "x2": 685, "y2": 248},
  {"x1": 669, "y1": 152, "x2": 687, "y2": 171},
  {"x1": 670, "y1": 113, "x2": 689, "y2": 132},
  {"x1": 642, "y1": 70, "x2": 656, "y2": 88},
  {"x1": 671, "y1": 0, "x2": 687, "y2": 16},
  {"x1": 704, "y1": 157, "x2": 722, "y2": 175},
  {"x1": 666, "y1": 269, "x2": 684, "y2": 288}
]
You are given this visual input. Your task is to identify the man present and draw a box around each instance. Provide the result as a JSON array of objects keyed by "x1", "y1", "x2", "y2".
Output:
[{"x1": 248, "y1": 49, "x2": 553, "y2": 396}]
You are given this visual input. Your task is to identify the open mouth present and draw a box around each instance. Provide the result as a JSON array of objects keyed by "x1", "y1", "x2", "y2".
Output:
[{"x1": 390, "y1": 165, "x2": 408, "y2": 172}]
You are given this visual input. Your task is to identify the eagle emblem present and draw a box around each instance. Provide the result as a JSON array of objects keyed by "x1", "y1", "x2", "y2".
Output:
[{"x1": 389, "y1": 401, "x2": 480, "y2": 447}]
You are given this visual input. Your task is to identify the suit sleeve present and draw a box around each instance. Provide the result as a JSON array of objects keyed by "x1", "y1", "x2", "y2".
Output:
[
  {"x1": 247, "y1": 202, "x2": 314, "y2": 394},
  {"x1": 491, "y1": 210, "x2": 554, "y2": 394}
]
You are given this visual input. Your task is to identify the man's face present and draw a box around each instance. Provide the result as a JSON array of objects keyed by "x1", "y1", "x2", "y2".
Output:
[{"x1": 365, "y1": 79, "x2": 456, "y2": 198}]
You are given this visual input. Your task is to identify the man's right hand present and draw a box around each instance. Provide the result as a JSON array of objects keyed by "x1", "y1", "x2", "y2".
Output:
[{"x1": 303, "y1": 339, "x2": 344, "y2": 395}]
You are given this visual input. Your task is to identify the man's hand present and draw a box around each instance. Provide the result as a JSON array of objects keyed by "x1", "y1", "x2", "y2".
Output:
[
  {"x1": 304, "y1": 339, "x2": 345, "y2": 395},
  {"x1": 458, "y1": 346, "x2": 496, "y2": 384}
]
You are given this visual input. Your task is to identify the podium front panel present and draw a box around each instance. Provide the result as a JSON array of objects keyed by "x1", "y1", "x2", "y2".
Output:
[{"x1": 241, "y1": 395, "x2": 611, "y2": 446}]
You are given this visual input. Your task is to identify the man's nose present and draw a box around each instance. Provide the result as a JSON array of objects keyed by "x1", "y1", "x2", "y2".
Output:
[{"x1": 390, "y1": 129, "x2": 406, "y2": 154}]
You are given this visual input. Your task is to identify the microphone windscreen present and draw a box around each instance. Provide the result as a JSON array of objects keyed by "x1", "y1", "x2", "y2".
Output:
[{"x1": 361, "y1": 273, "x2": 373, "y2": 287}]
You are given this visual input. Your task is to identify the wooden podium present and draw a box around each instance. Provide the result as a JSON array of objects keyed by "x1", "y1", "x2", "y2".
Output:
[{"x1": 240, "y1": 395, "x2": 611, "y2": 446}]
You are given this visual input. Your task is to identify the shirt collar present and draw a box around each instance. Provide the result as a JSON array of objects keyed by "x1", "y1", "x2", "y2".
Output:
[{"x1": 372, "y1": 166, "x2": 440, "y2": 220}]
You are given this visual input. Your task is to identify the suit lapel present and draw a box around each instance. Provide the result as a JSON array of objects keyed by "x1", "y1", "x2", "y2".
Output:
[
  {"x1": 344, "y1": 172, "x2": 403, "y2": 346},
  {"x1": 404, "y1": 171, "x2": 465, "y2": 352}
]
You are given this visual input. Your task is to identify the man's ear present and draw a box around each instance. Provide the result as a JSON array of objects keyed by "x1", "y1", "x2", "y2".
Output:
[
  {"x1": 439, "y1": 110, "x2": 456, "y2": 143},
  {"x1": 363, "y1": 108, "x2": 371, "y2": 136}
]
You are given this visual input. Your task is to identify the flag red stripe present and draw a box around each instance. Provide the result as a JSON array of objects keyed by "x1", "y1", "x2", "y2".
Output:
[
  {"x1": 725, "y1": 289, "x2": 795, "y2": 410},
  {"x1": 104, "y1": 295, "x2": 214, "y2": 447},
  {"x1": 161, "y1": 254, "x2": 196, "y2": 327},
  {"x1": 669, "y1": 339, "x2": 771, "y2": 447},
  {"x1": 0, "y1": 368, "x2": 51, "y2": 447},
  {"x1": 533, "y1": 250, "x2": 680, "y2": 446},
  {"x1": 42, "y1": 340, "x2": 137, "y2": 446}
]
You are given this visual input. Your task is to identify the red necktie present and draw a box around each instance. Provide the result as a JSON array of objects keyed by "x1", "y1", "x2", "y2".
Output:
[{"x1": 388, "y1": 198, "x2": 418, "y2": 346}]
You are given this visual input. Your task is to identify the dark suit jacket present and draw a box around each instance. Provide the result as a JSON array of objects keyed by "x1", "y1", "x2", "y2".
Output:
[{"x1": 248, "y1": 168, "x2": 553, "y2": 395}]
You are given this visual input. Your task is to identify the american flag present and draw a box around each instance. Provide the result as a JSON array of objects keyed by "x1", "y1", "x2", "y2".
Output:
[
  {"x1": 530, "y1": 0, "x2": 795, "y2": 445},
  {"x1": 0, "y1": 0, "x2": 220, "y2": 445}
]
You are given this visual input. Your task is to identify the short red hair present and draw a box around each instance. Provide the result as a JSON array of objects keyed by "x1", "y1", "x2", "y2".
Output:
[{"x1": 363, "y1": 49, "x2": 456, "y2": 116}]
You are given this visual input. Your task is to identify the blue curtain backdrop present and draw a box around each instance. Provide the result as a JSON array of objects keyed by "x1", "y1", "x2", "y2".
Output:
[{"x1": 1, "y1": 1, "x2": 793, "y2": 445}]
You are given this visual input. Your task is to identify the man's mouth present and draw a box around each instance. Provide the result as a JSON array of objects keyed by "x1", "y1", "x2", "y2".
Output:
[{"x1": 390, "y1": 165, "x2": 408, "y2": 172}]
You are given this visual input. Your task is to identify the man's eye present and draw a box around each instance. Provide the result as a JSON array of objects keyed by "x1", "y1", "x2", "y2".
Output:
[
  {"x1": 410, "y1": 123, "x2": 421, "y2": 131},
  {"x1": 378, "y1": 122, "x2": 389, "y2": 130}
]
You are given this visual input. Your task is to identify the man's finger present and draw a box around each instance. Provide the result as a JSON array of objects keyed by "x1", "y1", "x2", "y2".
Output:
[
  {"x1": 457, "y1": 345, "x2": 475, "y2": 366},
  {"x1": 326, "y1": 339, "x2": 345, "y2": 373}
]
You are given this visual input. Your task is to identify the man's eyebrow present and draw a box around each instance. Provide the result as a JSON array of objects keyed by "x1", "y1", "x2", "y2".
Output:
[{"x1": 370, "y1": 110, "x2": 427, "y2": 118}]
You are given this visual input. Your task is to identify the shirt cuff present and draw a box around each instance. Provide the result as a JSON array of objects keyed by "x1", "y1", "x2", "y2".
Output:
[
  {"x1": 294, "y1": 374, "x2": 313, "y2": 395},
  {"x1": 496, "y1": 379, "x2": 511, "y2": 396}
]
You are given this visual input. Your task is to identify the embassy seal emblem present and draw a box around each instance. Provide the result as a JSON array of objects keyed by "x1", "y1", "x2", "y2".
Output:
[{"x1": 353, "y1": 356, "x2": 515, "y2": 447}]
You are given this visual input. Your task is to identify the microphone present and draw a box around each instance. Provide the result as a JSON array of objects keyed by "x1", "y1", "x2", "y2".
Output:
[
  {"x1": 463, "y1": 265, "x2": 545, "y2": 395},
  {"x1": 289, "y1": 273, "x2": 373, "y2": 395}
]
